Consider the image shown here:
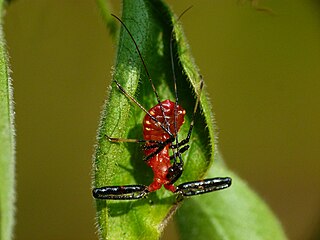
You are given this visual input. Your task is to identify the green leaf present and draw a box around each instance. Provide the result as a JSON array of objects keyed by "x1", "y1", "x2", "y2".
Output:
[
  {"x1": 175, "y1": 152, "x2": 287, "y2": 240},
  {"x1": 93, "y1": 0, "x2": 214, "y2": 239},
  {"x1": 93, "y1": 1, "x2": 286, "y2": 239},
  {"x1": 0, "y1": 1, "x2": 16, "y2": 240}
]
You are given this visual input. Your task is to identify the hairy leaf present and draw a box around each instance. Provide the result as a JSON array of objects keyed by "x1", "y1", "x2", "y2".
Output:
[
  {"x1": 93, "y1": 0, "x2": 213, "y2": 239},
  {"x1": 93, "y1": 1, "x2": 286, "y2": 239},
  {"x1": 0, "y1": 1, "x2": 15, "y2": 240}
]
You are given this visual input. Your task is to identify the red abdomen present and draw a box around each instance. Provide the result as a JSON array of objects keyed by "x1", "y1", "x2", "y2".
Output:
[{"x1": 143, "y1": 99, "x2": 185, "y2": 142}]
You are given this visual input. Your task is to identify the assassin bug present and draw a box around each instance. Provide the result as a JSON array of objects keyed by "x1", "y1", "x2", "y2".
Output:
[{"x1": 93, "y1": 11, "x2": 232, "y2": 200}]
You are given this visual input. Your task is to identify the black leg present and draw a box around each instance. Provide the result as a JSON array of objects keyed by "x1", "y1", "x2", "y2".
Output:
[
  {"x1": 175, "y1": 177, "x2": 232, "y2": 197},
  {"x1": 143, "y1": 137, "x2": 175, "y2": 162},
  {"x1": 113, "y1": 80, "x2": 173, "y2": 138},
  {"x1": 170, "y1": 76, "x2": 204, "y2": 155},
  {"x1": 93, "y1": 185, "x2": 149, "y2": 200},
  {"x1": 170, "y1": 145, "x2": 189, "y2": 160},
  {"x1": 106, "y1": 135, "x2": 161, "y2": 144}
]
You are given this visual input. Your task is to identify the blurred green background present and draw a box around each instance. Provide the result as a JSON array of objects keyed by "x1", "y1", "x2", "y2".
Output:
[{"x1": 4, "y1": 0, "x2": 320, "y2": 239}]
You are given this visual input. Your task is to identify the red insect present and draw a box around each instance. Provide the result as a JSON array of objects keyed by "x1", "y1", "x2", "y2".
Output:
[
  {"x1": 93, "y1": 13, "x2": 231, "y2": 200},
  {"x1": 143, "y1": 99, "x2": 186, "y2": 193}
]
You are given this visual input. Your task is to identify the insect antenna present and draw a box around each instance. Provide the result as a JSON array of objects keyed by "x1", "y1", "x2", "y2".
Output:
[
  {"x1": 111, "y1": 14, "x2": 173, "y2": 138},
  {"x1": 169, "y1": 6, "x2": 194, "y2": 164}
]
